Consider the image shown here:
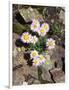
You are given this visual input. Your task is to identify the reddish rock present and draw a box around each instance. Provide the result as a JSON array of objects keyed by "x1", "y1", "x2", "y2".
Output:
[{"x1": 50, "y1": 68, "x2": 65, "y2": 83}]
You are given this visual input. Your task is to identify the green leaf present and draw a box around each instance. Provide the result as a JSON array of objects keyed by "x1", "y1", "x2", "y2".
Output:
[{"x1": 52, "y1": 23, "x2": 61, "y2": 35}]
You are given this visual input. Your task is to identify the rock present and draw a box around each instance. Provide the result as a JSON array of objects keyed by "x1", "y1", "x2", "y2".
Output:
[
  {"x1": 12, "y1": 33, "x2": 19, "y2": 60},
  {"x1": 19, "y1": 7, "x2": 44, "y2": 23},
  {"x1": 26, "y1": 75, "x2": 40, "y2": 85},
  {"x1": 12, "y1": 47, "x2": 18, "y2": 58},
  {"x1": 33, "y1": 80, "x2": 40, "y2": 84},
  {"x1": 12, "y1": 33, "x2": 25, "y2": 57},
  {"x1": 40, "y1": 45, "x2": 65, "y2": 82},
  {"x1": 27, "y1": 77, "x2": 34, "y2": 85},
  {"x1": 29, "y1": 66, "x2": 38, "y2": 80},
  {"x1": 13, "y1": 62, "x2": 38, "y2": 85},
  {"x1": 41, "y1": 69, "x2": 53, "y2": 82},
  {"x1": 48, "y1": 45, "x2": 65, "y2": 69},
  {"x1": 45, "y1": 54, "x2": 54, "y2": 70},
  {"x1": 50, "y1": 68, "x2": 65, "y2": 83},
  {"x1": 59, "y1": 10, "x2": 65, "y2": 24},
  {"x1": 13, "y1": 51, "x2": 27, "y2": 67},
  {"x1": 41, "y1": 60, "x2": 53, "y2": 70},
  {"x1": 13, "y1": 33, "x2": 19, "y2": 45},
  {"x1": 13, "y1": 67, "x2": 25, "y2": 85},
  {"x1": 13, "y1": 33, "x2": 26, "y2": 67},
  {"x1": 13, "y1": 23, "x2": 29, "y2": 35},
  {"x1": 39, "y1": 55, "x2": 54, "y2": 82}
]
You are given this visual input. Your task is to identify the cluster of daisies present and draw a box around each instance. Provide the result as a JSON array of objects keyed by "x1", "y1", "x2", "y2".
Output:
[
  {"x1": 30, "y1": 50, "x2": 46, "y2": 66},
  {"x1": 31, "y1": 19, "x2": 49, "y2": 36},
  {"x1": 20, "y1": 19, "x2": 55, "y2": 66}
]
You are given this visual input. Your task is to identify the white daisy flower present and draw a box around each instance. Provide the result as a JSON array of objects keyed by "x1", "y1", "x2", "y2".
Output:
[
  {"x1": 32, "y1": 54, "x2": 46, "y2": 66},
  {"x1": 31, "y1": 19, "x2": 40, "y2": 32},
  {"x1": 37, "y1": 27, "x2": 47, "y2": 36},
  {"x1": 30, "y1": 50, "x2": 38, "y2": 59},
  {"x1": 38, "y1": 55, "x2": 46, "y2": 64},
  {"x1": 41, "y1": 23, "x2": 49, "y2": 33},
  {"x1": 33, "y1": 57, "x2": 40, "y2": 66},
  {"x1": 30, "y1": 35, "x2": 38, "y2": 44},
  {"x1": 21, "y1": 32, "x2": 31, "y2": 43},
  {"x1": 46, "y1": 38, "x2": 55, "y2": 49}
]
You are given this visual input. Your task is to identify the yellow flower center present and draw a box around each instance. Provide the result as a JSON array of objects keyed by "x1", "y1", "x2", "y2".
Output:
[
  {"x1": 48, "y1": 41, "x2": 54, "y2": 46},
  {"x1": 44, "y1": 24, "x2": 48, "y2": 29},
  {"x1": 33, "y1": 25, "x2": 37, "y2": 29},
  {"x1": 40, "y1": 56, "x2": 44, "y2": 60},
  {"x1": 40, "y1": 29, "x2": 45, "y2": 33},
  {"x1": 23, "y1": 35, "x2": 29, "y2": 41},
  {"x1": 34, "y1": 60, "x2": 38, "y2": 64},
  {"x1": 32, "y1": 52, "x2": 37, "y2": 57}
]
